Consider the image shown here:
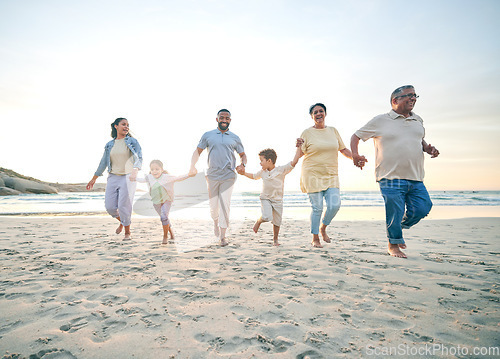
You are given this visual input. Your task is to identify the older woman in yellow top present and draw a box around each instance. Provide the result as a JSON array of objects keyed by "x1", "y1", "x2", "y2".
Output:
[{"x1": 297, "y1": 103, "x2": 353, "y2": 248}]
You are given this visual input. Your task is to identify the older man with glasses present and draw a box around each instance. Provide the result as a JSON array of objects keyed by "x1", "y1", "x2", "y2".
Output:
[{"x1": 350, "y1": 85, "x2": 440, "y2": 258}]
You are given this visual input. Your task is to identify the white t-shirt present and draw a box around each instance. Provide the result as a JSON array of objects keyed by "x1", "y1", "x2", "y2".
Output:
[{"x1": 254, "y1": 162, "x2": 294, "y2": 200}]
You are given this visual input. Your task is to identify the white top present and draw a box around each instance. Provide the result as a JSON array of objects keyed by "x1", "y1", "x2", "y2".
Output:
[
  {"x1": 110, "y1": 139, "x2": 133, "y2": 175},
  {"x1": 254, "y1": 162, "x2": 294, "y2": 200}
]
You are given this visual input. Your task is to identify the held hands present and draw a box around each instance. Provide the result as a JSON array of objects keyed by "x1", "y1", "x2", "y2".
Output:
[
  {"x1": 352, "y1": 153, "x2": 368, "y2": 170},
  {"x1": 424, "y1": 143, "x2": 440, "y2": 158},
  {"x1": 129, "y1": 168, "x2": 138, "y2": 182},
  {"x1": 236, "y1": 164, "x2": 245, "y2": 175},
  {"x1": 188, "y1": 167, "x2": 198, "y2": 177},
  {"x1": 296, "y1": 138, "x2": 304, "y2": 147}
]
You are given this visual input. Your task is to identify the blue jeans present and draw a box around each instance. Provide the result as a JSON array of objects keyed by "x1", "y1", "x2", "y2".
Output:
[
  {"x1": 307, "y1": 187, "x2": 341, "y2": 235},
  {"x1": 379, "y1": 179, "x2": 433, "y2": 244}
]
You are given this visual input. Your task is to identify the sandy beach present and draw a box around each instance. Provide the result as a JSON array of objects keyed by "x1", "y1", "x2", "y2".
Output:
[{"x1": 0, "y1": 216, "x2": 499, "y2": 358}]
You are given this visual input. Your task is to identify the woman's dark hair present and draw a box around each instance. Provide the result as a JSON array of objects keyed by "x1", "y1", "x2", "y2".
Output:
[
  {"x1": 309, "y1": 103, "x2": 327, "y2": 116},
  {"x1": 111, "y1": 117, "x2": 133, "y2": 138}
]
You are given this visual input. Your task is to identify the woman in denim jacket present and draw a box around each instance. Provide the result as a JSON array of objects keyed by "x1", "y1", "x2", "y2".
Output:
[{"x1": 87, "y1": 118, "x2": 143, "y2": 240}]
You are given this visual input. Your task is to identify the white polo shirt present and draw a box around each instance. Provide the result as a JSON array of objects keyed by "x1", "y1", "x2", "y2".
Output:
[{"x1": 355, "y1": 110, "x2": 426, "y2": 182}]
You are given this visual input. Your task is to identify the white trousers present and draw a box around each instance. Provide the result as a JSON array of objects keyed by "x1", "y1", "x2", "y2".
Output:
[{"x1": 206, "y1": 177, "x2": 236, "y2": 229}]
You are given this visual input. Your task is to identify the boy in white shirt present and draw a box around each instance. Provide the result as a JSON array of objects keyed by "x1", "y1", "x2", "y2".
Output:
[{"x1": 237, "y1": 148, "x2": 301, "y2": 246}]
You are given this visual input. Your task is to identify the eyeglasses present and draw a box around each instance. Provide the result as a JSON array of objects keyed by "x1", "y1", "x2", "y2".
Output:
[{"x1": 396, "y1": 93, "x2": 419, "y2": 99}]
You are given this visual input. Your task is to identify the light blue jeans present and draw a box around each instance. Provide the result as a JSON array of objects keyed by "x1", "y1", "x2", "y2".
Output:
[
  {"x1": 379, "y1": 179, "x2": 433, "y2": 244},
  {"x1": 105, "y1": 174, "x2": 137, "y2": 226},
  {"x1": 307, "y1": 187, "x2": 341, "y2": 235}
]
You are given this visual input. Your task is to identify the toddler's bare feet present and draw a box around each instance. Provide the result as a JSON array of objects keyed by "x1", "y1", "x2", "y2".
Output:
[{"x1": 116, "y1": 224, "x2": 123, "y2": 234}]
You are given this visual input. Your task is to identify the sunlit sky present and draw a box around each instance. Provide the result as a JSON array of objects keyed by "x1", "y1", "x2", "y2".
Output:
[{"x1": 1, "y1": 0, "x2": 499, "y2": 192}]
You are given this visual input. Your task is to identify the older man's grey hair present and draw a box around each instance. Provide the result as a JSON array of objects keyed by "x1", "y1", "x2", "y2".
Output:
[{"x1": 390, "y1": 85, "x2": 414, "y2": 103}]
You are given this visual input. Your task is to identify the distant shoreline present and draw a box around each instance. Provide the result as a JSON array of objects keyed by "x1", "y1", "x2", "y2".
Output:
[{"x1": 0, "y1": 166, "x2": 106, "y2": 193}]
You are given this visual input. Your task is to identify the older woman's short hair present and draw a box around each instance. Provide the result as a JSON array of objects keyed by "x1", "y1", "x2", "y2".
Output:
[{"x1": 309, "y1": 103, "x2": 327, "y2": 115}]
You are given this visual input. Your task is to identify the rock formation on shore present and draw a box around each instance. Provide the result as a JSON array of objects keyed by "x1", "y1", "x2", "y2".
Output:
[{"x1": 0, "y1": 167, "x2": 105, "y2": 195}]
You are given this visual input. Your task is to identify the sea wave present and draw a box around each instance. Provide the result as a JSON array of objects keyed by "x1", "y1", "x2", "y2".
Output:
[{"x1": 1, "y1": 190, "x2": 499, "y2": 215}]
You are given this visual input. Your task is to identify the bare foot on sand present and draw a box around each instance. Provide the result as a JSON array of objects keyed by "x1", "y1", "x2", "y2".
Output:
[
  {"x1": 123, "y1": 233, "x2": 131, "y2": 241},
  {"x1": 273, "y1": 240, "x2": 280, "y2": 246},
  {"x1": 220, "y1": 238, "x2": 228, "y2": 247},
  {"x1": 162, "y1": 237, "x2": 168, "y2": 245},
  {"x1": 253, "y1": 220, "x2": 261, "y2": 233},
  {"x1": 116, "y1": 224, "x2": 123, "y2": 234},
  {"x1": 311, "y1": 238, "x2": 323, "y2": 248},
  {"x1": 320, "y1": 225, "x2": 331, "y2": 243},
  {"x1": 388, "y1": 243, "x2": 407, "y2": 258}
]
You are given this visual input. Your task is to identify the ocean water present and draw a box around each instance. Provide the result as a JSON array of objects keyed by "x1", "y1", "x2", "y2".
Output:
[{"x1": 1, "y1": 190, "x2": 499, "y2": 216}]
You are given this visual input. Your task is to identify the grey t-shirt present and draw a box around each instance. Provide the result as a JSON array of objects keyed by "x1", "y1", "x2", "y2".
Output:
[{"x1": 197, "y1": 129, "x2": 245, "y2": 181}]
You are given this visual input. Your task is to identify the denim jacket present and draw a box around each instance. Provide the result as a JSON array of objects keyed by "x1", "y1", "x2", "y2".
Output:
[{"x1": 94, "y1": 136, "x2": 143, "y2": 176}]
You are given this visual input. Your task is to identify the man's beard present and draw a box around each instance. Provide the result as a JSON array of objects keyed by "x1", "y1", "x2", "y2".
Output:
[{"x1": 218, "y1": 122, "x2": 229, "y2": 131}]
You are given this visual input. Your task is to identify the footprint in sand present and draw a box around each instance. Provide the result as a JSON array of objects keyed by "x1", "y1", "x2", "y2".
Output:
[
  {"x1": 437, "y1": 283, "x2": 471, "y2": 291},
  {"x1": 296, "y1": 349, "x2": 323, "y2": 359},
  {"x1": 27, "y1": 348, "x2": 77, "y2": 359},
  {"x1": 91, "y1": 319, "x2": 127, "y2": 343},
  {"x1": 402, "y1": 329, "x2": 435, "y2": 343},
  {"x1": 59, "y1": 316, "x2": 88, "y2": 333}
]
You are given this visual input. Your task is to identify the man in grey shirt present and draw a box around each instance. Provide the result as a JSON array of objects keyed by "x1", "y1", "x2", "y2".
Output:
[{"x1": 190, "y1": 109, "x2": 247, "y2": 246}]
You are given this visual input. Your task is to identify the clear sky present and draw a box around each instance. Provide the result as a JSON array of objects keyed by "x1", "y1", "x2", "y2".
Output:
[{"x1": 1, "y1": 0, "x2": 499, "y2": 192}]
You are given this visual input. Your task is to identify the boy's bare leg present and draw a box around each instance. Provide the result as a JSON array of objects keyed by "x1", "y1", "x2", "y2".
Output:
[
  {"x1": 273, "y1": 224, "x2": 280, "y2": 246},
  {"x1": 220, "y1": 227, "x2": 228, "y2": 246},
  {"x1": 162, "y1": 224, "x2": 171, "y2": 244},
  {"x1": 320, "y1": 224, "x2": 331, "y2": 243},
  {"x1": 115, "y1": 217, "x2": 123, "y2": 234},
  {"x1": 253, "y1": 218, "x2": 263, "y2": 233},
  {"x1": 168, "y1": 226, "x2": 175, "y2": 239},
  {"x1": 123, "y1": 225, "x2": 131, "y2": 240},
  {"x1": 311, "y1": 234, "x2": 322, "y2": 248}
]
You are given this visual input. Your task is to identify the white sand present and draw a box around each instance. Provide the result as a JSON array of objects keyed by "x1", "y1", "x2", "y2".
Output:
[{"x1": 0, "y1": 216, "x2": 499, "y2": 358}]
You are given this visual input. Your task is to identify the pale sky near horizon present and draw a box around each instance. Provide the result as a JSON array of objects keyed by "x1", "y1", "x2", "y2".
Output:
[{"x1": 1, "y1": 0, "x2": 499, "y2": 192}]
